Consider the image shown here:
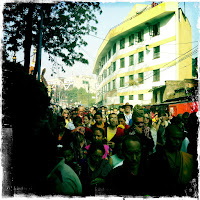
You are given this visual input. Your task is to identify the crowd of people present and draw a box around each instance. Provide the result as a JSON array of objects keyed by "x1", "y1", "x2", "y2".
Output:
[{"x1": 45, "y1": 103, "x2": 198, "y2": 197}]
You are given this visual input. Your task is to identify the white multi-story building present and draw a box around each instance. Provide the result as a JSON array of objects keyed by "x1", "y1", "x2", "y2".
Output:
[
  {"x1": 93, "y1": 2, "x2": 192, "y2": 107},
  {"x1": 47, "y1": 75, "x2": 97, "y2": 94}
]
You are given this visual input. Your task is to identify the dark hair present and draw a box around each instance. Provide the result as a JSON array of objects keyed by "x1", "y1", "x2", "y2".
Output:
[
  {"x1": 122, "y1": 135, "x2": 141, "y2": 152},
  {"x1": 118, "y1": 113, "x2": 125, "y2": 121},
  {"x1": 73, "y1": 116, "x2": 82, "y2": 125},
  {"x1": 94, "y1": 111, "x2": 102, "y2": 118},
  {"x1": 108, "y1": 113, "x2": 117, "y2": 121},
  {"x1": 165, "y1": 124, "x2": 185, "y2": 139},
  {"x1": 87, "y1": 140, "x2": 105, "y2": 157},
  {"x1": 132, "y1": 105, "x2": 144, "y2": 124},
  {"x1": 93, "y1": 127, "x2": 105, "y2": 137},
  {"x1": 158, "y1": 110, "x2": 166, "y2": 117},
  {"x1": 57, "y1": 116, "x2": 65, "y2": 124}
]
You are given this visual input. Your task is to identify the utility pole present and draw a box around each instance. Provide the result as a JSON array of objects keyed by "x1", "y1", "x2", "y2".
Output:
[{"x1": 36, "y1": 7, "x2": 43, "y2": 81}]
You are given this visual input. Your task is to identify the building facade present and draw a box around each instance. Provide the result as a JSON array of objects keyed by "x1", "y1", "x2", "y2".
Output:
[{"x1": 93, "y1": 2, "x2": 192, "y2": 107}]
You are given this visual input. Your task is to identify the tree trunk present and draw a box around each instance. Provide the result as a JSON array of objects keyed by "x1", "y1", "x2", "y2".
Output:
[{"x1": 24, "y1": 4, "x2": 33, "y2": 74}]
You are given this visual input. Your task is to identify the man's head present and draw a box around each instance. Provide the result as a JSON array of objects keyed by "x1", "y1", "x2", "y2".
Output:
[
  {"x1": 108, "y1": 113, "x2": 118, "y2": 127},
  {"x1": 158, "y1": 110, "x2": 167, "y2": 122},
  {"x1": 113, "y1": 108, "x2": 118, "y2": 115},
  {"x1": 93, "y1": 127, "x2": 105, "y2": 142},
  {"x1": 88, "y1": 140, "x2": 105, "y2": 167},
  {"x1": 73, "y1": 116, "x2": 83, "y2": 127},
  {"x1": 122, "y1": 135, "x2": 142, "y2": 169},
  {"x1": 118, "y1": 114, "x2": 126, "y2": 126},
  {"x1": 165, "y1": 124, "x2": 185, "y2": 151},
  {"x1": 119, "y1": 106, "x2": 125, "y2": 113},
  {"x1": 94, "y1": 112, "x2": 102, "y2": 125},
  {"x1": 90, "y1": 106, "x2": 94, "y2": 113},
  {"x1": 182, "y1": 112, "x2": 190, "y2": 126},
  {"x1": 78, "y1": 106, "x2": 85, "y2": 117},
  {"x1": 124, "y1": 106, "x2": 131, "y2": 114},
  {"x1": 132, "y1": 105, "x2": 144, "y2": 134}
]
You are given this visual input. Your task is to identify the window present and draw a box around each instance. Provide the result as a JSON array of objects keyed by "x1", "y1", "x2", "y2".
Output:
[
  {"x1": 104, "y1": 70, "x2": 107, "y2": 79},
  {"x1": 108, "y1": 50, "x2": 111, "y2": 59},
  {"x1": 108, "y1": 82, "x2": 111, "y2": 91},
  {"x1": 129, "y1": 34, "x2": 134, "y2": 46},
  {"x1": 109, "y1": 66, "x2": 111, "y2": 75},
  {"x1": 138, "y1": 73, "x2": 144, "y2": 84},
  {"x1": 138, "y1": 94, "x2": 143, "y2": 100},
  {"x1": 113, "y1": 79, "x2": 116, "y2": 89},
  {"x1": 120, "y1": 96, "x2": 124, "y2": 104},
  {"x1": 113, "y1": 62, "x2": 116, "y2": 72},
  {"x1": 120, "y1": 77, "x2": 125, "y2": 87},
  {"x1": 153, "y1": 69, "x2": 160, "y2": 82},
  {"x1": 153, "y1": 46, "x2": 160, "y2": 59},
  {"x1": 120, "y1": 38, "x2": 125, "y2": 49},
  {"x1": 113, "y1": 43, "x2": 116, "y2": 55},
  {"x1": 136, "y1": 30, "x2": 144, "y2": 43},
  {"x1": 138, "y1": 51, "x2": 144, "y2": 63},
  {"x1": 120, "y1": 58, "x2": 125, "y2": 68},
  {"x1": 129, "y1": 55, "x2": 134, "y2": 66},
  {"x1": 105, "y1": 55, "x2": 108, "y2": 63},
  {"x1": 129, "y1": 75, "x2": 134, "y2": 86},
  {"x1": 129, "y1": 95, "x2": 134, "y2": 100},
  {"x1": 150, "y1": 22, "x2": 160, "y2": 37}
]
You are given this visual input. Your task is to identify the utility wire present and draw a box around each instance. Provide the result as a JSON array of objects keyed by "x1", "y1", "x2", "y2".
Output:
[{"x1": 98, "y1": 45, "x2": 198, "y2": 91}]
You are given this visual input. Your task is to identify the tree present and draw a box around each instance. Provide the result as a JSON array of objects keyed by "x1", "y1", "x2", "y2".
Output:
[{"x1": 3, "y1": 2, "x2": 102, "y2": 74}]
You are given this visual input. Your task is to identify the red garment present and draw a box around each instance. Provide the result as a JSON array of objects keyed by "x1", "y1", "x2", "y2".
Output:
[
  {"x1": 104, "y1": 127, "x2": 124, "y2": 142},
  {"x1": 125, "y1": 125, "x2": 130, "y2": 130}
]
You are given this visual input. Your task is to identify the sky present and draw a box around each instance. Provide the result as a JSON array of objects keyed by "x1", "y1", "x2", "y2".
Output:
[{"x1": 3, "y1": 1, "x2": 200, "y2": 81}]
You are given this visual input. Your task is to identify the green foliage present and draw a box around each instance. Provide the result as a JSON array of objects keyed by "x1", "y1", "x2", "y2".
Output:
[
  {"x1": 3, "y1": 2, "x2": 102, "y2": 73},
  {"x1": 53, "y1": 87, "x2": 95, "y2": 106}
]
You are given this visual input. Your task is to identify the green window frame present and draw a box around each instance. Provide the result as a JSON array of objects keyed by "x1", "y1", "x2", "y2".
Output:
[
  {"x1": 120, "y1": 77, "x2": 125, "y2": 87},
  {"x1": 120, "y1": 38, "x2": 125, "y2": 49},
  {"x1": 120, "y1": 58, "x2": 125, "y2": 68},
  {"x1": 129, "y1": 55, "x2": 134, "y2": 66}
]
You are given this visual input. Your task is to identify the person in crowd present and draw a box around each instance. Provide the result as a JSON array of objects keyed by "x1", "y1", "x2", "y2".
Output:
[
  {"x1": 153, "y1": 110, "x2": 168, "y2": 151},
  {"x1": 62, "y1": 146, "x2": 82, "y2": 176},
  {"x1": 56, "y1": 116, "x2": 68, "y2": 141},
  {"x1": 78, "y1": 106, "x2": 85, "y2": 123},
  {"x1": 105, "y1": 135, "x2": 148, "y2": 196},
  {"x1": 180, "y1": 112, "x2": 190, "y2": 153},
  {"x1": 110, "y1": 137, "x2": 124, "y2": 169},
  {"x1": 71, "y1": 126, "x2": 89, "y2": 161},
  {"x1": 117, "y1": 113, "x2": 130, "y2": 130},
  {"x1": 147, "y1": 124, "x2": 194, "y2": 196},
  {"x1": 89, "y1": 106, "x2": 94, "y2": 114},
  {"x1": 182, "y1": 112, "x2": 190, "y2": 132},
  {"x1": 91, "y1": 112, "x2": 106, "y2": 130},
  {"x1": 83, "y1": 114, "x2": 92, "y2": 128},
  {"x1": 91, "y1": 107, "x2": 97, "y2": 116},
  {"x1": 119, "y1": 106, "x2": 125, "y2": 114},
  {"x1": 47, "y1": 157, "x2": 82, "y2": 196},
  {"x1": 125, "y1": 105, "x2": 154, "y2": 158},
  {"x1": 85, "y1": 127, "x2": 112, "y2": 166},
  {"x1": 102, "y1": 114, "x2": 108, "y2": 124},
  {"x1": 105, "y1": 113, "x2": 124, "y2": 151},
  {"x1": 187, "y1": 112, "x2": 198, "y2": 157},
  {"x1": 144, "y1": 112, "x2": 157, "y2": 153},
  {"x1": 123, "y1": 103, "x2": 133, "y2": 126},
  {"x1": 79, "y1": 141, "x2": 112, "y2": 196},
  {"x1": 113, "y1": 108, "x2": 118, "y2": 115},
  {"x1": 61, "y1": 109, "x2": 71, "y2": 128},
  {"x1": 152, "y1": 111, "x2": 159, "y2": 123},
  {"x1": 104, "y1": 106, "x2": 108, "y2": 115},
  {"x1": 73, "y1": 116, "x2": 93, "y2": 143}
]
